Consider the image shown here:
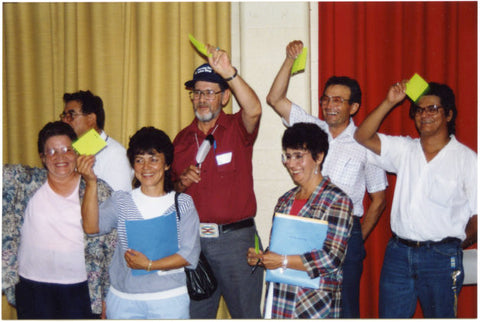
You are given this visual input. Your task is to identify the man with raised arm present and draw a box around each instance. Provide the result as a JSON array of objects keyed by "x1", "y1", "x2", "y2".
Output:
[
  {"x1": 172, "y1": 45, "x2": 263, "y2": 318},
  {"x1": 267, "y1": 40, "x2": 387, "y2": 318},
  {"x1": 354, "y1": 80, "x2": 477, "y2": 318}
]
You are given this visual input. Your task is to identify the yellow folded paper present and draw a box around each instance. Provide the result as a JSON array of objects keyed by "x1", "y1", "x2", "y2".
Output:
[
  {"x1": 291, "y1": 47, "x2": 307, "y2": 74},
  {"x1": 188, "y1": 34, "x2": 212, "y2": 57},
  {"x1": 406, "y1": 73, "x2": 429, "y2": 102},
  {"x1": 72, "y1": 128, "x2": 107, "y2": 155}
]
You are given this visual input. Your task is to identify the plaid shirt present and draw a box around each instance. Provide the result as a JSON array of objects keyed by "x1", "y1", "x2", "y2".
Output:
[{"x1": 268, "y1": 178, "x2": 353, "y2": 318}]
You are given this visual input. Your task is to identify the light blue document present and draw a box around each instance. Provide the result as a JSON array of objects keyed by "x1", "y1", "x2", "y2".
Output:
[
  {"x1": 266, "y1": 213, "x2": 328, "y2": 289},
  {"x1": 125, "y1": 212, "x2": 178, "y2": 276}
]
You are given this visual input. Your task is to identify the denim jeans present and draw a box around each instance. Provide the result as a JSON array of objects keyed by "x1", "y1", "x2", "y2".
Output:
[
  {"x1": 341, "y1": 217, "x2": 365, "y2": 318},
  {"x1": 379, "y1": 237, "x2": 464, "y2": 318},
  {"x1": 189, "y1": 224, "x2": 264, "y2": 319}
]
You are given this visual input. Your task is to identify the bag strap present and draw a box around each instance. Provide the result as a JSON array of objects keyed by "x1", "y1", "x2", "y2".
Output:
[{"x1": 174, "y1": 192, "x2": 181, "y2": 221}]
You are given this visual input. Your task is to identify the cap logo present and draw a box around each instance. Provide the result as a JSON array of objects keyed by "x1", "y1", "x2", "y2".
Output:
[{"x1": 195, "y1": 66, "x2": 213, "y2": 75}]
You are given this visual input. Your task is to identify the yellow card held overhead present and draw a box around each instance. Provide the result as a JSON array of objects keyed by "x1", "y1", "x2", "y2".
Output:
[
  {"x1": 405, "y1": 73, "x2": 429, "y2": 102},
  {"x1": 188, "y1": 34, "x2": 212, "y2": 57},
  {"x1": 72, "y1": 128, "x2": 107, "y2": 155},
  {"x1": 291, "y1": 47, "x2": 307, "y2": 74}
]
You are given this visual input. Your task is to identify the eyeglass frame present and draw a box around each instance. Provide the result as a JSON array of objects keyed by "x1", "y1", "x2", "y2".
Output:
[
  {"x1": 189, "y1": 89, "x2": 224, "y2": 101},
  {"x1": 414, "y1": 104, "x2": 443, "y2": 115},
  {"x1": 59, "y1": 110, "x2": 88, "y2": 121},
  {"x1": 43, "y1": 146, "x2": 77, "y2": 157},
  {"x1": 281, "y1": 151, "x2": 309, "y2": 164},
  {"x1": 319, "y1": 95, "x2": 351, "y2": 107}
]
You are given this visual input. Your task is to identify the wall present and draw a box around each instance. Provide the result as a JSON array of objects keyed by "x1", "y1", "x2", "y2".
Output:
[{"x1": 231, "y1": 2, "x2": 317, "y2": 249}]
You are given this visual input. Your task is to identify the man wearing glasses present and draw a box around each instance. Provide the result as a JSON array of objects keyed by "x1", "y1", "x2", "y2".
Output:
[
  {"x1": 61, "y1": 90, "x2": 133, "y2": 191},
  {"x1": 172, "y1": 46, "x2": 262, "y2": 318},
  {"x1": 354, "y1": 81, "x2": 477, "y2": 318},
  {"x1": 267, "y1": 40, "x2": 388, "y2": 318}
]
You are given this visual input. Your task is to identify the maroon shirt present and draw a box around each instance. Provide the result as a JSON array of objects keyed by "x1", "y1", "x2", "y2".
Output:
[{"x1": 172, "y1": 110, "x2": 258, "y2": 224}]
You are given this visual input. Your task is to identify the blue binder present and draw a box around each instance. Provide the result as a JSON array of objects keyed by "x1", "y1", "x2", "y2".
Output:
[
  {"x1": 265, "y1": 213, "x2": 328, "y2": 289},
  {"x1": 125, "y1": 211, "x2": 178, "y2": 276}
]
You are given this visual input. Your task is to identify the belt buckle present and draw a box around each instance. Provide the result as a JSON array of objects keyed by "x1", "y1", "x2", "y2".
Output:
[{"x1": 200, "y1": 223, "x2": 219, "y2": 238}]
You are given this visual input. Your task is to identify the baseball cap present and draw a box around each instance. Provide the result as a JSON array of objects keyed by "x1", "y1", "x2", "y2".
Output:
[{"x1": 185, "y1": 63, "x2": 228, "y2": 90}]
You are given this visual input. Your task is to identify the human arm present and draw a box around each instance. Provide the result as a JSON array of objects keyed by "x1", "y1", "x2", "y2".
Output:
[
  {"x1": 125, "y1": 250, "x2": 189, "y2": 271},
  {"x1": 462, "y1": 215, "x2": 477, "y2": 249},
  {"x1": 354, "y1": 80, "x2": 408, "y2": 155},
  {"x1": 174, "y1": 165, "x2": 201, "y2": 193},
  {"x1": 206, "y1": 45, "x2": 261, "y2": 134},
  {"x1": 77, "y1": 155, "x2": 100, "y2": 234},
  {"x1": 361, "y1": 190, "x2": 386, "y2": 240},
  {"x1": 266, "y1": 40, "x2": 304, "y2": 123}
]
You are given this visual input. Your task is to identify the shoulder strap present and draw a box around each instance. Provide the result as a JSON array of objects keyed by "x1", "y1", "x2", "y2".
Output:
[{"x1": 174, "y1": 192, "x2": 180, "y2": 221}]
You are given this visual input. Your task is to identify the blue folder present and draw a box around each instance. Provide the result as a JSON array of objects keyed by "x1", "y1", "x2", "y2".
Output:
[
  {"x1": 265, "y1": 213, "x2": 328, "y2": 289},
  {"x1": 125, "y1": 211, "x2": 178, "y2": 276}
]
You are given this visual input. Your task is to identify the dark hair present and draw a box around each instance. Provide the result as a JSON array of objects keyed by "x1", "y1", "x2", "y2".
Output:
[
  {"x1": 38, "y1": 121, "x2": 77, "y2": 154},
  {"x1": 127, "y1": 127, "x2": 174, "y2": 192},
  {"x1": 282, "y1": 122, "x2": 329, "y2": 169},
  {"x1": 63, "y1": 90, "x2": 105, "y2": 130},
  {"x1": 409, "y1": 82, "x2": 457, "y2": 135},
  {"x1": 323, "y1": 76, "x2": 362, "y2": 106}
]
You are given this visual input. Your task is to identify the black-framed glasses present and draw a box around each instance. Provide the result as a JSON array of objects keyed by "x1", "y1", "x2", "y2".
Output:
[
  {"x1": 44, "y1": 146, "x2": 76, "y2": 157},
  {"x1": 414, "y1": 104, "x2": 443, "y2": 115},
  {"x1": 281, "y1": 151, "x2": 309, "y2": 164},
  {"x1": 59, "y1": 111, "x2": 88, "y2": 121},
  {"x1": 320, "y1": 95, "x2": 350, "y2": 106},
  {"x1": 189, "y1": 90, "x2": 223, "y2": 101}
]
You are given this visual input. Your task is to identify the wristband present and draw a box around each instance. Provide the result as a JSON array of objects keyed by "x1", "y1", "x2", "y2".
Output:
[
  {"x1": 147, "y1": 260, "x2": 152, "y2": 272},
  {"x1": 223, "y1": 67, "x2": 238, "y2": 82}
]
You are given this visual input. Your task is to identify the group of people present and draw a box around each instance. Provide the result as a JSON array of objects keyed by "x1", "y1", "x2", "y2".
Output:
[{"x1": 2, "y1": 40, "x2": 476, "y2": 319}]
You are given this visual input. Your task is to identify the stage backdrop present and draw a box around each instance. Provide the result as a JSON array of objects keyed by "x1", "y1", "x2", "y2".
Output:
[{"x1": 318, "y1": 2, "x2": 477, "y2": 318}]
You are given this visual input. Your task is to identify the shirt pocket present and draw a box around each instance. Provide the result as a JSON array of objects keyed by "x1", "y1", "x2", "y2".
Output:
[
  {"x1": 426, "y1": 176, "x2": 466, "y2": 208},
  {"x1": 333, "y1": 157, "x2": 362, "y2": 186}
]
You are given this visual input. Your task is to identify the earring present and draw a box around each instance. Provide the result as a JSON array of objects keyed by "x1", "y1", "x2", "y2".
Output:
[{"x1": 314, "y1": 167, "x2": 318, "y2": 175}]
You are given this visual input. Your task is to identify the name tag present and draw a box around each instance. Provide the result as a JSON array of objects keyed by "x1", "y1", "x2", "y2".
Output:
[
  {"x1": 200, "y1": 223, "x2": 219, "y2": 238},
  {"x1": 216, "y1": 152, "x2": 232, "y2": 166}
]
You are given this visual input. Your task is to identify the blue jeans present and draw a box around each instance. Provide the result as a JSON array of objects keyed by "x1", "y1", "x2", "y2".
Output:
[
  {"x1": 341, "y1": 216, "x2": 365, "y2": 318},
  {"x1": 190, "y1": 224, "x2": 263, "y2": 319},
  {"x1": 379, "y1": 237, "x2": 464, "y2": 318}
]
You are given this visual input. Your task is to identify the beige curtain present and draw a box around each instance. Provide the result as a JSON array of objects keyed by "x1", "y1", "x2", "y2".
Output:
[
  {"x1": 3, "y1": 2, "x2": 231, "y2": 319},
  {"x1": 3, "y1": 2, "x2": 231, "y2": 166}
]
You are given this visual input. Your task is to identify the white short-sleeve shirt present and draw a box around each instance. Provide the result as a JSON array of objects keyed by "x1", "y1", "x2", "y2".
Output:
[{"x1": 369, "y1": 134, "x2": 477, "y2": 241}]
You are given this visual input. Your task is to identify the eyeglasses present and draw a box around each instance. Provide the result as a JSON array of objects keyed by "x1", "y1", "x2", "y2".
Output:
[
  {"x1": 414, "y1": 104, "x2": 443, "y2": 115},
  {"x1": 59, "y1": 111, "x2": 87, "y2": 121},
  {"x1": 44, "y1": 146, "x2": 76, "y2": 157},
  {"x1": 320, "y1": 95, "x2": 350, "y2": 106},
  {"x1": 189, "y1": 90, "x2": 223, "y2": 101},
  {"x1": 281, "y1": 151, "x2": 308, "y2": 164}
]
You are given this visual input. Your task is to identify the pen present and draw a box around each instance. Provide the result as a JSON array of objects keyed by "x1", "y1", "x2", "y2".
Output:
[{"x1": 251, "y1": 246, "x2": 268, "y2": 275}]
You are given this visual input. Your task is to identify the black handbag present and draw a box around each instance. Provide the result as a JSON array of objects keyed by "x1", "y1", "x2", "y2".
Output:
[{"x1": 175, "y1": 193, "x2": 217, "y2": 300}]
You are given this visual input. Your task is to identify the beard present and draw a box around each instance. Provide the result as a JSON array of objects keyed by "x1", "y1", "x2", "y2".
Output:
[{"x1": 195, "y1": 105, "x2": 221, "y2": 122}]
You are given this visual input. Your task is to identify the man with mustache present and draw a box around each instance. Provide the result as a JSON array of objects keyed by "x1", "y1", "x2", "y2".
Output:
[
  {"x1": 354, "y1": 81, "x2": 477, "y2": 318},
  {"x1": 267, "y1": 40, "x2": 388, "y2": 318},
  {"x1": 172, "y1": 45, "x2": 263, "y2": 318}
]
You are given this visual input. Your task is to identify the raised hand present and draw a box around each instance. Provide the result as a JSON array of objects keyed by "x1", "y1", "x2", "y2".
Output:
[{"x1": 286, "y1": 40, "x2": 304, "y2": 60}]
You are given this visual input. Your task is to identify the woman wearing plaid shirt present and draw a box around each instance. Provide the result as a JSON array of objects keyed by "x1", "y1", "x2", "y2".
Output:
[{"x1": 248, "y1": 123, "x2": 353, "y2": 318}]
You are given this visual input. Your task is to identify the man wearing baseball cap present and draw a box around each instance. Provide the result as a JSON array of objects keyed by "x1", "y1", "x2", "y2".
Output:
[{"x1": 172, "y1": 45, "x2": 263, "y2": 318}]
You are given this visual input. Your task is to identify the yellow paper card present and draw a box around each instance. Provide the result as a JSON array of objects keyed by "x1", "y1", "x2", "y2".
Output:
[
  {"x1": 291, "y1": 47, "x2": 307, "y2": 74},
  {"x1": 188, "y1": 34, "x2": 212, "y2": 57},
  {"x1": 406, "y1": 73, "x2": 429, "y2": 102},
  {"x1": 72, "y1": 128, "x2": 107, "y2": 155}
]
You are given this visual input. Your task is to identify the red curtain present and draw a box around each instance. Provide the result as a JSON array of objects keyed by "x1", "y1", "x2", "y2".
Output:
[{"x1": 318, "y1": 2, "x2": 477, "y2": 318}]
